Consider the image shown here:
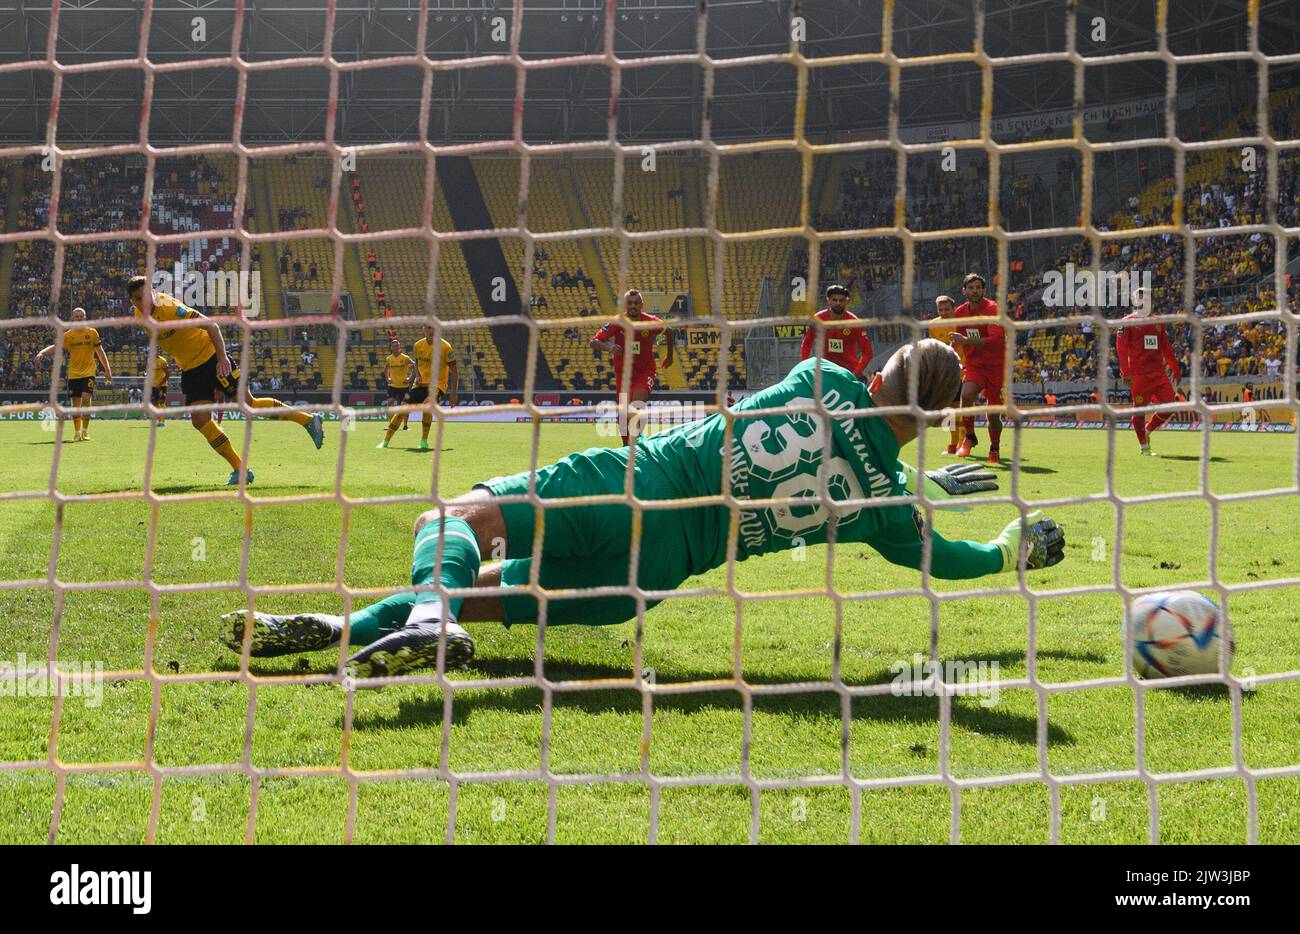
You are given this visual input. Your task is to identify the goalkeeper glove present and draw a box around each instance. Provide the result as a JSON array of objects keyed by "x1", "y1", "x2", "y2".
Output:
[
  {"x1": 901, "y1": 462, "x2": 999, "y2": 511},
  {"x1": 991, "y1": 510, "x2": 1065, "y2": 572}
]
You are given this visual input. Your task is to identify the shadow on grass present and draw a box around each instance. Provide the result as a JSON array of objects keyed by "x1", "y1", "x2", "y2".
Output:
[
  {"x1": 1157, "y1": 682, "x2": 1247, "y2": 701},
  {"x1": 348, "y1": 680, "x2": 1075, "y2": 747},
  {"x1": 343, "y1": 648, "x2": 1079, "y2": 746},
  {"x1": 1156, "y1": 454, "x2": 1231, "y2": 463},
  {"x1": 140, "y1": 484, "x2": 322, "y2": 495}
]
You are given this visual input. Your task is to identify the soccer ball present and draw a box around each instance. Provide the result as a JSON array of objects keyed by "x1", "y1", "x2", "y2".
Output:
[{"x1": 1128, "y1": 591, "x2": 1234, "y2": 679}]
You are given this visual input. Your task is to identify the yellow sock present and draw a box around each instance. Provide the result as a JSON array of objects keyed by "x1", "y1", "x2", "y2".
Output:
[
  {"x1": 199, "y1": 419, "x2": 242, "y2": 470},
  {"x1": 384, "y1": 414, "x2": 403, "y2": 444},
  {"x1": 249, "y1": 395, "x2": 311, "y2": 427},
  {"x1": 421, "y1": 414, "x2": 432, "y2": 440}
]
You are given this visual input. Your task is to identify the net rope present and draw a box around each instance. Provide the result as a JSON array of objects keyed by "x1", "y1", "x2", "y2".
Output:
[{"x1": 0, "y1": 0, "x2": 1297, "y2": 844}]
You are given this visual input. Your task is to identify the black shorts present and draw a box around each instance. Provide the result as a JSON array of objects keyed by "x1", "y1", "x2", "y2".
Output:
[
  {"x1": 407, "y1": 385, "x2": 429, "y2": 405},
  {"x1": 67, "y1": 376, "x2": 95, "y2": 397},
  {"x1": 386, "y1": 386, "x2": 407, "y2": 404},
  {"x1": 180, "y1": 353, "x2": 240, "y2": 405},
  {"x1": 151, "y1": 386, "x2": 167, "y2": 405}
]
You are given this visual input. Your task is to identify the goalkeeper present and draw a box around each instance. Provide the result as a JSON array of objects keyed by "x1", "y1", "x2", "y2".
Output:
[{"x1": 221, "y1": 340, "x2": 1065, "y2": 677}]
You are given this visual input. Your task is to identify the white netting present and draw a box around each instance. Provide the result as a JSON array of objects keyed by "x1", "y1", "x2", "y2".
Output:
[{"x1": 1, "y1": 0, "x2": 1298, "y2": 844}]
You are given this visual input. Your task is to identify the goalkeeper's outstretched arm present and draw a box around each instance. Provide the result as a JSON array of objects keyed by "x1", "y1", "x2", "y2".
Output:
[{"x1": 874, "y1": 508, "x2": 1066, "y2": 579}]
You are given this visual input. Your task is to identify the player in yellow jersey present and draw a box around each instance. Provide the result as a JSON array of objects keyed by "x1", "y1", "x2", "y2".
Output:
[
  {"x1": 127, "y1": 275, "x2": 324, "y2": 485},
  {"x1": 927, "y1": 294, "x2": 966, "y2": 455},
  {"x1": 381, "y1": 338, "x2": 415, "y2": 430},
  {"x1": 379, "y1": 324, "x2": 457, "y2": 450},
  {"x1": 149, "y1": 354, "x2": 170, "y2": 428},
  {"x1": 34, "y1": 307, "x2": 112, "y2": 442}
]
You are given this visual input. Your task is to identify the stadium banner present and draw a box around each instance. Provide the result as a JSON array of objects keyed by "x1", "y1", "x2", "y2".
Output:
[
  {"x1": 638, "y1": 291, "x2": 691, "y2": 317},
  {"x1": 996, "y1": 418, "x2": 1294, "y2": 433},
  {"x1": 686, "y1": 327, "x2": 722, "y2": 347}
]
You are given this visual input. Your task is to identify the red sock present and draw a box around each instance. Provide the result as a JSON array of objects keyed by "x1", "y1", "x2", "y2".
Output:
[
  {"x1": 1145, "y1": 412, "x2": 1170, "y2": 435},
  {"x1": 1132, "y1": 414, "x2": 1149, "y2": 445},
  {"x1": 962, "y1": 416, "x2": 976, "y2": 439},
  {"x1": 988, "y1": 423, "x2": 1002, "y2": 450}
]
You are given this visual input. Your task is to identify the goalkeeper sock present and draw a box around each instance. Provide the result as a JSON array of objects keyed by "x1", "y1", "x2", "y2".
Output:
[
  {"x1": 342, "y1": 518, "x2": 479, "y2": 643},
  {"x1": 408, "y1": 515, "x2": 480, "y2": 625},
  {"x1": 345, "y1": 593, "x2": 417, "y2": 645},
  {"x1": 199, "y1": 419, "x2": 242, "y2": 470},
  {"x1": 421, "y1": 413, "x2": 432, "y2": 440},
  {"x1": 1131, "y1": 414, "x2": 1149, "y2": 445},
  {"x1": 1145, "y1": 412, "x2": 1170, "y2": 434},
  {"x1": 249, "y1": 395, "x2": 311, "y2": 427}
]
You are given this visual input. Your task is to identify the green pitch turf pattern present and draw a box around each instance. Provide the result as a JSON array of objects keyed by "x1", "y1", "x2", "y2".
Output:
[{"x1": 0, "y1": 418, "x2": 1297, "y2": 844}]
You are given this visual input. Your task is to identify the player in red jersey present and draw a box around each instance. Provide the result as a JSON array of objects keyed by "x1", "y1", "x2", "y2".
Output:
[
  {"x1": 591, "y1": 288, "x2": 676, "y2": 446},
  {"x1": 947, "y1": 273, "x2": 1006, "y2": 465},
  {"x1": 1115, "y1": 288, "x2": 1181, "y2": 456},
  {"x1": 799, "y1": 284, "x2": 874, "y2": 377}
]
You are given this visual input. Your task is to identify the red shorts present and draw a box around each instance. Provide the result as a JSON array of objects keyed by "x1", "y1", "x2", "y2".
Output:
[
  {"x1": 1129, "y1": 375, "x2": 1175, "y2": 407},
  {"x1": 961, "y1": 365, "x2": 1004, "y2": 405},
  {"x1": 614, "y1": 371, "x2": 657, "y2": 397}
]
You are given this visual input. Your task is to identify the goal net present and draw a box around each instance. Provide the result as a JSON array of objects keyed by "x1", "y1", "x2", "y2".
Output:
[{"x1": 1, "y1": 0, "x2": 1298, "y2": 845}]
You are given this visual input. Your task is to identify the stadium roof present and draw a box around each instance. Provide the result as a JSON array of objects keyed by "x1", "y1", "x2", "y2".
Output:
[{"x1": 0, "y1": 0, "x2": 1296, "y2": 144}]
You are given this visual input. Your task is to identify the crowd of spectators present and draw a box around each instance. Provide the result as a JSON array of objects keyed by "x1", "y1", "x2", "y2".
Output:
[{"x1": 5, "y1": 91, "x2": 1297, "y2": 396}]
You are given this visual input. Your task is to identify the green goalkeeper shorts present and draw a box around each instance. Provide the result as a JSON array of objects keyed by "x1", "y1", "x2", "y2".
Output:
[{"x1": 476, "y1": 446, "x2": 697, "y2": 627}]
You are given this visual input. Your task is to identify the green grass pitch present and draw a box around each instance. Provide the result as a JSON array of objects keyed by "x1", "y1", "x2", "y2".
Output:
[{"x1": 1, "y1": 414, "x2": 1298, "y2": 844}]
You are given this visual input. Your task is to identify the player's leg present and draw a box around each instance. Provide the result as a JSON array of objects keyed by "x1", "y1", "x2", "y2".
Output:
[
  {"x1": 181, "y1": 358, "x2": 250, "y2": 482},
  {"x1": 151, "y1": 387, "x2": 167, "y2": 427},
  {"x1": 67, "y1": 379, "x2": 85, "y2": 440},
  {"x1": 1142, "y1": 379, "x2": 1176, "y2": 445},
  {"x1": 419, "y1": 391, "x2": 441, "y2": 450},
  {"x1": 224, "y1": 448, "x2": 692, "y2": 669},
  {"x1": 346, "y1": 446, "x2": 683, "y2": 676},
  {"x1": 378, "y1": 403, "x2": 405, "y2": 448},
  {"x1": 344, "y1": 490, "x2": 506, "y2": 676},
  {"x1": 1129, "y1": 379, "x2": 1153, "y2": 453},
  {"x1": 956, "y1": 378, "x2": 981, "y2": 456},
  {"x1": 624, "y1": 377, "x2": 654, "y2": 447},
  {"x1": 221, "y1": 562, "x2": 505, "y2": 659},
  {"x1": 416, "y1": 385, "x2": 436, "y2": 447},
  {"x1": 980, "y1": 374, "x2": 1004, "y2": 465},
  {"x1": 193, "y1": 409, "x2": 249, "y2": 483},
  {"x1": 77, "y1": 387, "x2": 93, "y2": 440},
  {"x1": 230, "y1": 356, "x2": 323, "y2": 449}
]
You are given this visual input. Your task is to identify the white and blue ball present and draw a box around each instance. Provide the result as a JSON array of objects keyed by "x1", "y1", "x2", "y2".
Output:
[{"x1": 1128, "y1": 591, "x2": 1234, "y2": 679}]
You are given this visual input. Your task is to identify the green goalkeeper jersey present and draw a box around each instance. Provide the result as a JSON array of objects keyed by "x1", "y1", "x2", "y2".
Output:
[{"x1": 639, "y1": 358, "x2": 1004, "y2": 580}]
